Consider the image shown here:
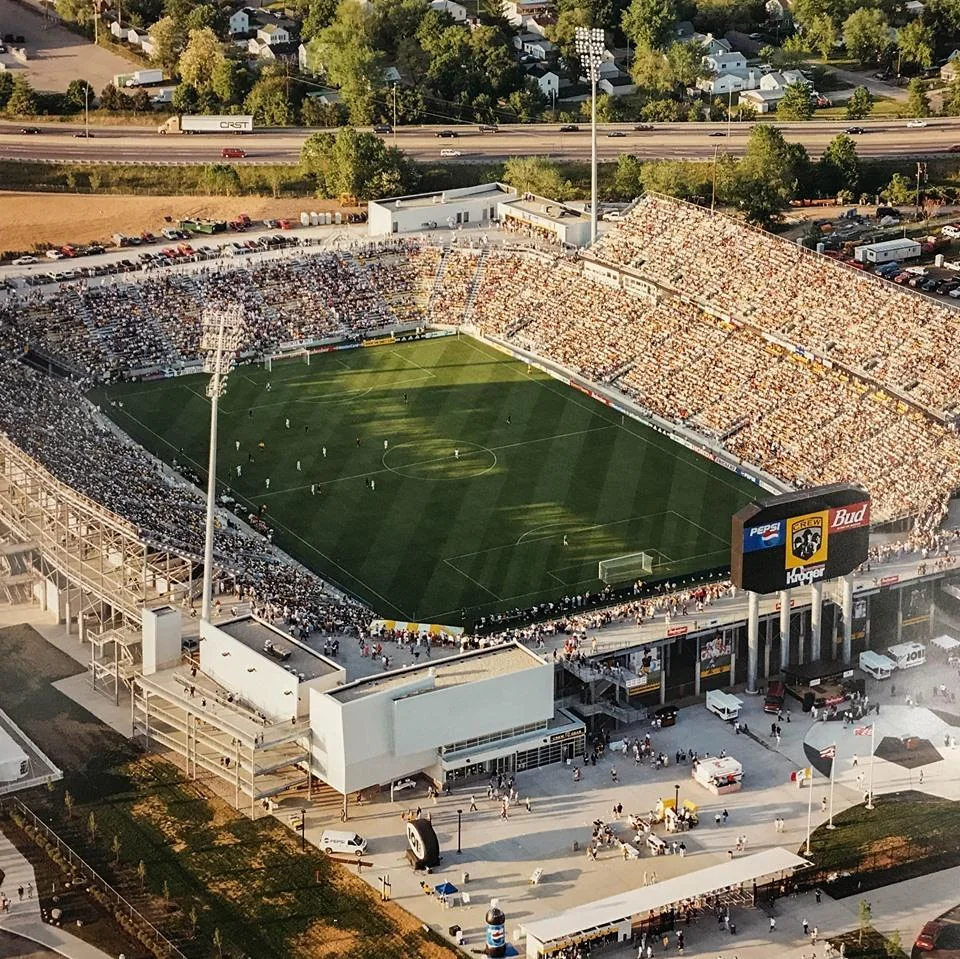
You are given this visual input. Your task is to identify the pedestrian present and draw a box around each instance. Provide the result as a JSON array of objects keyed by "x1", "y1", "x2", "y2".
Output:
[
  {"x1": 769, "y1": 917, "x2": 776, "y2": 932},
  {"x1": 815, "y1": 888, "x2": 822, "y2": 904},
  {"x1": 715, "y1": 813, "x2": 722, "y2": 825},
  {"x1": 821, "y1": 797, "x2": 828, "y2": 812},
  {"x1": 803, "y1": 918, "x2": 809, "y2": 936},
  {"x1": 812, "y1": 927, "x2": 819, "y2": 945},
  {"x1": 470, "y1": 795, "x2": 478, "y2": 811},
  {"x1": 525, "y1": 797, "x2": 532, "y2": 812},
  {"x1": 852, "y1": 754, "x2": 859, "y2": 767},
  {"x1": 17, "y1": 886, "x2": 23, "y2": 902},
  {"x1": 26, "y1": 883, "x2": 31, "y2": 899},
  {"x1": 722, "y1": 809, "x2": 729, "y2": 823},
  {"x1": 920, "y1": 769, "x2": 924, "y2": 784}
]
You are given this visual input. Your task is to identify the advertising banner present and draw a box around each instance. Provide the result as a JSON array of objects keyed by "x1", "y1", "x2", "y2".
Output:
[{"x1": 699, "y1": 633, "x2": 732, "y2": 679}]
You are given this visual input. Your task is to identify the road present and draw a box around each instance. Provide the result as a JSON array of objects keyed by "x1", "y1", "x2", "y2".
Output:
[{"x1": 1, "y1": 118, "x2": 959, "y2": 164}]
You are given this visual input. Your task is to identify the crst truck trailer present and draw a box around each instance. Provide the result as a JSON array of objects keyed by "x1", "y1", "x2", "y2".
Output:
[
  {"x1": 115, "y1": 69, "x2": 164, "y2": 87},
  {"x1": 157, "y1": 115, "x2": 254, "y2": 135}
]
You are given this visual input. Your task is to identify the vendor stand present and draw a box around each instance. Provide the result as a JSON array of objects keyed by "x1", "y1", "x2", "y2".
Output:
[{"x1": 692, "y1": 756, "x2": 743, "y2": 795}]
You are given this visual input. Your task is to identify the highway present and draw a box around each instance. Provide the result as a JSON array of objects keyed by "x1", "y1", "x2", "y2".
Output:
[{"x1": 1, "y1": 117, "x2": 959, "y2": 164}]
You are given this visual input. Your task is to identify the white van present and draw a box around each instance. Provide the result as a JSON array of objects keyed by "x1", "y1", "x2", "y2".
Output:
[
  {"x1": 859, "y1": 650, "x2": 896, "y2": 680},
  {"x1": 705, "y1": 689, "x2": 742, "y2": 722},
  {"x1": 320, "y1": 830, "x2": 367, "y2": 856},
  {"x1": 440, "y1": 148, "x2": 462, "y2": 157}
]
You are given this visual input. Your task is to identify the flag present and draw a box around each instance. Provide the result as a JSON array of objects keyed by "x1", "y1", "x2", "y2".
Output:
[
  {"x1": 819, "y1": 744, "x2": 836, "y2": 759},
  {"x1": 854, "y1": 725, "x2": 874, "y2": 737}
]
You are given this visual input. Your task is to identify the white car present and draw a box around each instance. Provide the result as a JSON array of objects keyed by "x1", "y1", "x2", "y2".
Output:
[
  {"x1": 950, "y1": 287, "x2": 960, "y2": 298},
  {"x1": 941, "y1": 225, "x2": 960, "y2": 239},
  {"x1": 601, "y1": 210, "x2": 623, "y2": 222},
  {"x1": 906, "y1": 119, "x2": 928, "y2": 127},
  {"x1": 11, "y1": 255, "x2": 38, "y2": 265},
  {"x1": 440, "y1": 148, "x2": 462, "y2": 157},
  {"x1": 45, "y1": 249, "x2": 65, "y2": 260},
  {"x1": 392, "y1": 778, "x2": 417, "y2": 792}
]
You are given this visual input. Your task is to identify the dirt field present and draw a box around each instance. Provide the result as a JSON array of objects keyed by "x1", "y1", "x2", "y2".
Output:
[
  {"x1": 0, "y1": 192, "x2": 318, "y2": 251},
  {"x1": 0, "y1": 0, "x2": 135, "y2": 92}
]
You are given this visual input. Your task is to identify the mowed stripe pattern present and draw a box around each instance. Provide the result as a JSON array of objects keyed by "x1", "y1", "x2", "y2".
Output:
[{"x1": 91, "y1": 336, "x2": 757, "y2": 622}]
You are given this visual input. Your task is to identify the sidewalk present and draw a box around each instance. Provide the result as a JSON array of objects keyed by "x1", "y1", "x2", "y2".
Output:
[{"x1": 0, "y1": 830, "x2": 112, "y2": 959}]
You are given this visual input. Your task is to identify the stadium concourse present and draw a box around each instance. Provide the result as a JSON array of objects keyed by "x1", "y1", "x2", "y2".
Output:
[{"x1": 1, "y1": 196, "x2": 959, "y2": 638}]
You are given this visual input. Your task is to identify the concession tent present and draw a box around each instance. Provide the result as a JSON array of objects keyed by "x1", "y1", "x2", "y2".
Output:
[
  {"x1": 521, "y1": 848, "x2": 810, "y2": 958},
  {"x1": 0, "y1": 727, "x2": 29, "y2": 784}
]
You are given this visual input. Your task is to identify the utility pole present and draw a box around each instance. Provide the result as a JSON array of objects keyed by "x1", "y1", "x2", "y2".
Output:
[
  {"x1": 84, "y1": 83, "x2": 90, "y2": 138},
  {"x1": 915, "y1": 161, "x2": 926, "y2": 220},
  {"x1": 710, "y1": 144, "x2": 719, "y2": 212},
  {"x1": 393, "y1": 83, "x2": 397, "y2": 149}
]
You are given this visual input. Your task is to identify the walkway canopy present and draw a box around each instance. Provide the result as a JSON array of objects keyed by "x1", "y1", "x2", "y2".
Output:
[{"x1": 521, "y1": 847, "x2": 810, "y2": 958}]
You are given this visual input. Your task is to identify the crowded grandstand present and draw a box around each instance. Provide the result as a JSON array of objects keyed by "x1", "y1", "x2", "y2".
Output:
[{"x1": 2, "y1": 193, "x2": 959, "y2": 632}]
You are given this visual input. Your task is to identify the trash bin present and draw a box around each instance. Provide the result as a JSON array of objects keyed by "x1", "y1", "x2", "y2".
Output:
[{"x1": 462, "y1": 872, "x2": 469, "y2": 884}]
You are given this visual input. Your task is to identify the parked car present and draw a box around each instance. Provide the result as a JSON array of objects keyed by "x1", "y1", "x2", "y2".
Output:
[
  {"x1": 941, "y1": 225, "x2": 960, "y2": 239},
  {"x1": 11, "y1": 255, "x2": 38, "y2": 265},
  {"x1": 45, "y1": 249, "x2": 64, "y2": 260},
  {"x1": 320, "y1": 830, "x2": 367, "y2": 857},
  {"x1": 559, "y1": 124, "x2": 580, "y2": 132},
  {"x1": 601, "y1": 210, "x2": 623, "y2": 221},
  {"x1": 914, "y1": 920, "x2": 944, "y2": 953}
]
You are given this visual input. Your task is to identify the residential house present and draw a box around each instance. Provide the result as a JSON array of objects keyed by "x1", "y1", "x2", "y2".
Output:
[
  {"x1": 514, "y1": 31, "x2": 555, "y2": 60},
  {"x1": 109, "y1": 20, "x2": 129, "y2": 40},
  {"x1": 255, "y1": 40, "x2": 299, "y2": 63},
  {"x1": 699, "y1": 33, "x2": 731, "y2": 56},
  {"x1": 502, "y1": 0, "x2": 554, "y2": 28},
  {"x1": 298, "y1": 41, "x2": 311, "y2": 72},
  {"x1": 697, "y1": 50, "x2": 758, "y2": 94},
  {"x1": 430, "y1": 0, "x2": 469, "y2": 21},
  {"x1": 257, "y1": 22, "x2": 291, "y2": 45},
  {"x1": 941, "y1": 52, "x2": 960, "y2": 81},
  {"x1": 759, "y1": 68, "x2": 809, "y2": 91},
  {"x1": 126, "y1": 27, "x2": 145, "y2": 46},
  {"x1": 521, "y1": 12, "x2": 556, "y2": 36},
  {"x1": 229, "y1": 7, "x2": 252, "y2": 34},
  {"x1": 738, "y1": 88, "x2": 782, "y2": 112},
  {"x1": 598, "y1": 73, "x2": 636, "y2": 96},
  {"x1": 528, "y1": 64, "x2": 564, "y2": 99},
  {"x1": 703, "y1": 50, "x2": 747, "y2": 74}
]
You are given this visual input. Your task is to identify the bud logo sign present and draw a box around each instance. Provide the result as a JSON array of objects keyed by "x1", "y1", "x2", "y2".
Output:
[
  {"x1": 731, "y1": 484, "x2": 871, "y2": 595},
  {"x1": 785, "y1": 511, "x2": 829, "y2": 568}
]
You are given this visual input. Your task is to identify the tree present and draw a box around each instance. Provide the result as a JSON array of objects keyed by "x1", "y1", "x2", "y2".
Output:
[
  {"x1": 640, "y1": 97, "x2": 687, "y2": 121},
  {"x1": 845, "y1": 84, "x2": 874, "y2": 119},
  {"x1": 665, "y1": 39, "x2": 708, "y2": 91},
  {"x1": 806, "y1": 14, "x2": 838, "y2": 59},
  {"x1": 621, "y1": 0, "x2": 675, "y2": 50},
  {"x1": 244, "y1": 74, "x2": 300, "y2": 125},
  {"x1": 55, "y1": 0, "x2": 93, "y2": 24},
  {"x1": 886, "y1": 930, "x2": 903, "y2": 958},
  {"x1": 64, "y1": 79, "x2": 94, "y2": 112},
  {"x1": 64, "y1": 791, "x2": 75, "y2": 819},
  {"x1": 0, "y1": 72, "x2": 12, "y2": 109},
  {"x1": 171, "y1": 83, "x2": 199, "y2": 112},
  {"x1": 639, "y1": 158, "x2": 713, "y2": 199},
  {"x1": 185, "y1": 3, "x2": 225, "y2": 34},
  {"x1": 87, "y1": 811, "x2": 98, "y2": 843},
  {"x1": 882, "y1": 172, "x2": 912, "y2": 204},
  {"x1": 178, "y1": 27, "x2": 225, "y2": 90},
  {"x1": 612, "y1": 153, "x2": 644, "y2": 198},
  {"x1": 820, "y1": 132, "x2": 860, "y2": 194},
  {"x1": 732, "y1": 124, "x2": 806, "y2": 224},
  {"x1": 502, "y1": 155, "x2": 572, "y2": 199},
  {"x1": 858, "y1": 899, "x2": 872, "y2": 946},
  {"x1": 149, "y1": 16, "x2": 183, "y2": 72},
  {"x1": 213, "y1": 927, "x2": 223, "y2": 959},
  {"x1": 897, "y1": 18, "x2": 934, "y2": 68},
  {"x1": 905, "y1": 77, "x2": 930, "y2": 117},
  {"x1": 630, "y1": 41, "x2": 673, "y2": 92},
  {"x1": 737, "y1": 101, "x2": 758, "y2": 121},
  {"x1": 944, "y1": 78, "x2": 960, "y2": 116},
  {"x1": 99, "y1": 83, "x2": 132, "y2": 111},
  {"x1": 776, "y1": 34, "x2": 810, "y2": 69},
  {"x1": 189, "y1": 906, "x2": 199, "y2": 936},
  {"x1": 111, "y1": 834, "x2": 122, "y2": 864},
  {"x1": 130, "y1": 88, "x2": 152, "y2": 112},
  {"x1": 777, "y1": 82, "x2": 814, "y2": 119},
  {"x1": 301, "y1": 0, "x2": 340, "y2": 39},
  {"x1": 7, "y1": 75, "x2": 37, "y2": 115},
  {"x1": 842, "y1": 8, "x2": 889, "y2": 65},
  {"x1": 201, "y1": 163, "x2": 242, "y2": 194},
  {"x1": 301, "y1": 96, "x2": 346, "y2": 126},
  {"x1": 300, "y1": 128, "x2": 417, "y2": 199},
  {"x1": 211, "y1": 60, "x2": 249, "y2": 106},
  {"x1": 137, "y1": 860, "x2": 147, "y2": 888}
]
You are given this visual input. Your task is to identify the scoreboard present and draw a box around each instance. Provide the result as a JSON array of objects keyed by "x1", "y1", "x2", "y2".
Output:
[{"x1": 732, "y1": 484, "x2": 871, "y2": 595}]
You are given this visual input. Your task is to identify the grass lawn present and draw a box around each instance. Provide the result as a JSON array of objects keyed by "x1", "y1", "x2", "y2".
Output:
[
  {"x1": 816, "y1": 97, "x2": 905, "y2": 119},
  {"x1": 807, "y1": 790, "x2": 960, "y2": 897},
  {"x1": 0, "y1": 624, "x2": 456, "y2": 959},
  {"x1": 92, "y1": 336, "x2": 757, "y2": 623}
]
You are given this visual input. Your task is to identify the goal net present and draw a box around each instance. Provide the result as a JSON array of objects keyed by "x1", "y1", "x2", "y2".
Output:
[
  {"x1": 264, "y1": 348, "x2": 311, "y2": 372},
  {"x1": 598, "y1": 550, "x2": 654, "y2": 585}
]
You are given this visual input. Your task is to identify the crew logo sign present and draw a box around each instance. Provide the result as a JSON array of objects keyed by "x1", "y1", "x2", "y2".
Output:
[{"x1": 785, "y1": 511, "x2": 829, "y2": 569}]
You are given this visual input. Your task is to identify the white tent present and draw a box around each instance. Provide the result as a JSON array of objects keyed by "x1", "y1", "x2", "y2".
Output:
[
  {"x1": 0, "y1": 727, "x2": 29, "y2": 783},
  {"x1": 932, "y1": 635, "x2": 960, "y2": 651}
]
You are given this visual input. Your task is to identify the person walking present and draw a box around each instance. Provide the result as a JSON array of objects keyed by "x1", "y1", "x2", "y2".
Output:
[
  {"x1": 769, "y1": 917, "x2": 776, "y2": 932},
  {"x1": 802, "y1": 918, "x2": 809, "y2": 936},
  {"x1": 812, "y1": 927, "x2": 819, "y2": 945},
  {"x1": 469, "y1": 795, "x2": 478, "y2": 811},
  {"x1": 17, "y1": 886, "x2": 23, "y2": 902}
]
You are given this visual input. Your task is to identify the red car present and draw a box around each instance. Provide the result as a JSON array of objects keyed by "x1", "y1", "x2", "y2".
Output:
[
  {"x1": 916, "y1": 920, "x2": 944, "y2": 952},
  {"x1": 950, "y1": 144, "x2": 960, "y2": 153}
]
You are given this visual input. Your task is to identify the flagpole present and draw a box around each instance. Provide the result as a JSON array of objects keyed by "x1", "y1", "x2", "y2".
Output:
[
  {"x1": 866, "y1": 723, "x2": 876, "y2": 810},
  {"x1": 827, "y1": 744, "x2": 837, "y2": 830},
  {"x1": 805, "y1": 766, "x2": 814, "y2": 854}
]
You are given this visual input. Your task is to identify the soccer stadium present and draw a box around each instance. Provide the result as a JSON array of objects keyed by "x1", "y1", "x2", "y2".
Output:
[{"x1": 7, "y1": 191, "x2": 960, "y2": 959}]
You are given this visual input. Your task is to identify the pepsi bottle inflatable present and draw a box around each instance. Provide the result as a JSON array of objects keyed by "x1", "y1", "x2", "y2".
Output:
[{"x1": 485, "y1": 905, "x2": 506, "y2": 957}]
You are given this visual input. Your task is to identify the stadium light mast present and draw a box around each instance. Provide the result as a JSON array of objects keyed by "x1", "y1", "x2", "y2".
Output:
[
  {"x1": 575, "y1": 26, "x2": 604, "y2": 246},
  {"x1": 200, "y1": 306, "x2": 245, "y2": 623}
]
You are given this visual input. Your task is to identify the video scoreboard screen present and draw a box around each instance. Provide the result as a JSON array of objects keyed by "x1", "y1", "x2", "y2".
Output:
[{"x1": 732, "y1": 484, "x2": 871, "y2": 594}]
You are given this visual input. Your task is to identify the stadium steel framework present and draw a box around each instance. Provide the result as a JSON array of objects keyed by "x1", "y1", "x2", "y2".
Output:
[{"x1": 0, "y1": 435, "x2": 195, "y2": 698}]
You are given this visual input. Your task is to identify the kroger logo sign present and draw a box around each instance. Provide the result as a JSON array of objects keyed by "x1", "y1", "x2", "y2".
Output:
[{"x1": 743, "y1": 521, "x2": 785, "y2": 552}]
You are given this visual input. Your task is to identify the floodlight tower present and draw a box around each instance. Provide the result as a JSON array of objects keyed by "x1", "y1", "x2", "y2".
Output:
[
  {"x1": 200, "y1": 306, "x2": 245, "y2": 622},
  {"x1": 575, "y1": 26, "x2": 605, "y2": 246}
]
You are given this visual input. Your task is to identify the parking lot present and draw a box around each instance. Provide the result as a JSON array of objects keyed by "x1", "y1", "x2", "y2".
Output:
[{"x1": 0, "y1": 0, "x2": 135, "y2": 92}]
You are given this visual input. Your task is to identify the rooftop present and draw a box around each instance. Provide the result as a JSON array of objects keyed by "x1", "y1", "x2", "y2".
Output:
[
  {"x1": 218, "y1": 616, "x2": 341, "y2": 681},
  {"x1": 371, "y1": 182, "x2": 515, "y2": 211},
  {"x1": 501, "y1": 194, "x2": 586, "y2": 226},
  {"x1": 330, "y1": 641, "x2": 544, "y2": 703}
]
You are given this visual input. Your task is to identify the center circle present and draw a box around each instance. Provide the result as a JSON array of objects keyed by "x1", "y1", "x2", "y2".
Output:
[{"x1": 382, "y1": 440, "x2": 497, "y2": 480}]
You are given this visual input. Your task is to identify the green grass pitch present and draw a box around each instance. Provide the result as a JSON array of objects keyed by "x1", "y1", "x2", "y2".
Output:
[{"x1": 92, "y1": 336, "x2": 758, "y2": 624}]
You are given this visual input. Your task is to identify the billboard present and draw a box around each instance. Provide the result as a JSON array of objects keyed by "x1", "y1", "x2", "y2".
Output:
[
  {"x1": 699, "y1": 633, "x2": 732, "y2": 679},
  {"x1": 732, "y1": 484, "x2": 870, "y2": 595}
]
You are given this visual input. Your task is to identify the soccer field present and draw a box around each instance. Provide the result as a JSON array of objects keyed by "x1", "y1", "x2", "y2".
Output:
[{"x1": 93, "y1": 336, "x2": 758, "y2": 624}]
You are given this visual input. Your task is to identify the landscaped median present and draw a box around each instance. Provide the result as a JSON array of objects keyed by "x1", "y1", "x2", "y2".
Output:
[{"x1": 805, "y1": 790, "x2": 960, "y2": 897}]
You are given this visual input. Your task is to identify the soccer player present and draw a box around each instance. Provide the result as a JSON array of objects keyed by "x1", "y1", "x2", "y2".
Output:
[
  {"x1": 356, "y1": 436, "x2": 361, "y2": 447},
  {"x1": 384, "y1": 439, "x2": 389, "y2": 450},
  {"x1": 236, "y1": 465, "x2": 242, "y2": 477},
  {"x1": 371, "y1": 479, "x2": 376, "y2": 491},
  {"x1": 266, "y1": 382, "x2": 271, "y2": 392},
  {"x1": 310, "y1": 484, "x2": 316, "y2": 495},
  {"x1": 454, "y1": 449, "x2": 459, "y2": 460},
  {"x1": 265, "y1": 478, "x2": 270, "y2": 489},
  {"x1": 296, "y1": 460, "x2": 302, "y2": 471},
  {"x1": 403, "y1": 392, "x2": 408, "y2": 404},
  {"x1": 235, "y1": 440, "x2": 240, "y2": 451},
  {"x1": 563, "y1": 535, "x2": 568, "y2": 547},
  {"x1": 506, "y1": 414, "x2": 512, "y2": 425},
  {"x1": 322, "y1": 446, "x2": 327, "y2": 458},
  {"x1": 285, "y1": 418, "x2": 290, "y2": 430}
]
